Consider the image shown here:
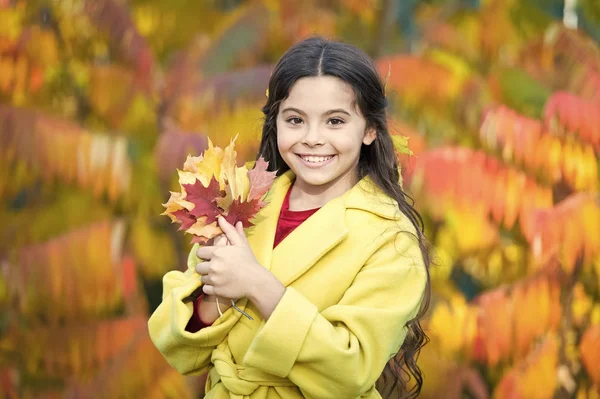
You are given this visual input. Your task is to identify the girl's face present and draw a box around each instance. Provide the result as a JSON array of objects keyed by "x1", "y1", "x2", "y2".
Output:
[{"x1": 276, "y1": 75, "x2": 376, "y2": 196}]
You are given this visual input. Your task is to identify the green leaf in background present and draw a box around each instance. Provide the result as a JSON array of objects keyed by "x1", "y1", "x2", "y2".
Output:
[
  {"x1": 392, "y1": 134, "x2": 414, "y2": 156},
  {"x1": 496, "y1": 67, "x2": 551, "y2": 118}
]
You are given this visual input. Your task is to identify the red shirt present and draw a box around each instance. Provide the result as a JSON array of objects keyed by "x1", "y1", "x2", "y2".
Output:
[{"x1": 186, "y1": 186, "x2": 319, "y2": 332}]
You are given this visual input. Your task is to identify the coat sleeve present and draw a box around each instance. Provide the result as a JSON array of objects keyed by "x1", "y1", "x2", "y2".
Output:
[
  {"x1": 242, "y1": 230, "x2": 427, "y2": 399},
  {"x1": 147, "y1": 243, "x2": 240, "y2": 375}
]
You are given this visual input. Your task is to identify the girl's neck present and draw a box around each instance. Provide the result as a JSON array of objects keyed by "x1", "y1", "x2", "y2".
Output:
[{"x1": 287, "y1": 168, "x2": 359, "y2": 211}]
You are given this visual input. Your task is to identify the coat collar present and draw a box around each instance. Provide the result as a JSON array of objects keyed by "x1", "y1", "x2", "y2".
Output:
[{"x1": 246, "y1": 170, "x2": 400, "y2": 287}]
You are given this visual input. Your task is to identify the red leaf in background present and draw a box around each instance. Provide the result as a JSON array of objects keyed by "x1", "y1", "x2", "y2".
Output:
[
  {"x1": 182, "y1": 177, "x2": 223, "y2": 223},
  {"x1": 224, "y1": 198, "x2": 262, "y2": 227},
  {"x1": 172, "y1": 209, "x2": 196, "y2": 231},
  {"x1": 121, "y1": 255, "x2": 137, "y2": 298},
  {"x1": 247, "y1": 157, "x2": 276, "y2": 201}
]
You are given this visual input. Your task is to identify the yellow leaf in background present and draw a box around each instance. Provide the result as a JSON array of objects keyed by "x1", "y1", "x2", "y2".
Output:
[
  {"x1": 131, "y1": 217, "x2": 177, "y2": 279},
  {"x1": 590, "y1": 304, "x2": 600, "y2": 325},
  {"x1": 572, "y1": 283, "x2": 592, "y2": 326},
  {"x1": 427, "y1": 48, "x2": 472, "y2": 83},
  {"x1": 517, "y1": 336, "x2": 558, "y2": 399},
  {"x1": 536, "y1": 277, "x2": 551, "y2": 336},
  {"x1": 445, "y1": 207, "x2": 498, "y2": 254},
  {"x1": 0, "y1": 8, "x2": 23, "y2": 42},
  {"x1": 429, "y1": 296, "x2": 474, "y2": 357}
]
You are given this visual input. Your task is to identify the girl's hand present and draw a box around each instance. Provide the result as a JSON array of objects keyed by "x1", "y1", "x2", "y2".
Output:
[
  {"x1": 195, "y1": 217, "x2": 270, "y2": 300},
  {"x1": 195, "y1": 233, "x2": 232, "y2": 324}
]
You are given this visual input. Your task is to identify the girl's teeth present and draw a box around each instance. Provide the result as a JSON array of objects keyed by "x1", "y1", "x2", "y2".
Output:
[{"x1": 302, "y1": 156, "x2": 332, "y2": 163}]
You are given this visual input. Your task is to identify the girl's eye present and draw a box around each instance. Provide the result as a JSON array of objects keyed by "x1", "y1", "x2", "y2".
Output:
[
  {"x1": 286, "y1": 117, "x2": 303, "y2": 125},
  {"x1": 327, "y1": 118, "x2": 345, "y2": 126}
]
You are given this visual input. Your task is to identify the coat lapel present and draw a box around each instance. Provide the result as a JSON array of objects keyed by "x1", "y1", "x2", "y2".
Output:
[
  {"x1": 270, "y1": 187, "x2": 349, "y2": 287},
  {"x1": 247, "y1": 171, "x2": 397, "y2": 287}
]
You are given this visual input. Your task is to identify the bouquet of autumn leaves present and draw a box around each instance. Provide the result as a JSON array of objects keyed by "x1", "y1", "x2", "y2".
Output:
[
  {"x1": 161, "y1": 137, "x2": 276, "y2": 318},
  {"x1": 162, "y1": 137, "x2": 276, "y2": 244}
]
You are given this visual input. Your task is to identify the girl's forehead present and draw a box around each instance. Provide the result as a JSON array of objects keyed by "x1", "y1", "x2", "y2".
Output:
[{"x1": 282, "y1": 76, "x2": 357, "y2": 113}]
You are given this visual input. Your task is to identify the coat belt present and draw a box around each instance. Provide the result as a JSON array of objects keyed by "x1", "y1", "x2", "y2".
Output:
[{"x1": 208, "y1": 341, "x2": 295, "y2": 398}]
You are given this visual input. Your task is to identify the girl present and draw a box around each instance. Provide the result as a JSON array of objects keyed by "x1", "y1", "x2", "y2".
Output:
[{"x1": 148, "y1": 37, "x2": 431, "y2": 399}]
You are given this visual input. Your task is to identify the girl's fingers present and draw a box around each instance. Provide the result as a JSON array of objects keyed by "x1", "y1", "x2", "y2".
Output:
[
  {"x1": 200, "y1": 274, "x2": 212, "y2": 285},
  {"x1": 235, "y1": 221, "x2": 248, "y2": 243},
  {"x1": 202, "y1": 284, "x2": 215, "y2": 296},
  {"x1": 195, "y1": 260, "x2": 211, "y2": 275},
  {"x1": 196, "y1": 246, "x2": 217, "y2": 260},
  {"x1": 214, "y1": 234, "x2": 229, "y2": 247},
  {"x1": 217, "y1": 217, "x2": 243, "y2": 246}
]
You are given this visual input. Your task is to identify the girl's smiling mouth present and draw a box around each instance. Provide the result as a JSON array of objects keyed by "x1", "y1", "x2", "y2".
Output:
[{"x1": 296, "y1": 154, "x2": 336, "y2": 168}]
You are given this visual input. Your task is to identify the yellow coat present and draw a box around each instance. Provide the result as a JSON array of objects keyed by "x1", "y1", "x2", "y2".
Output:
[{"x1": 148, "y1": 170, "x2": 427, "y2": 399}]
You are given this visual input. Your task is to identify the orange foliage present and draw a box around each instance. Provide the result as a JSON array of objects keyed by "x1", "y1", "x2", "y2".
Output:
[
  {"x1": 66, "y1": 329, "x2": 192, "y2": 398},
  {"x1": 1, "y1": 316, "x2": 146, "y2": 378},
  {"x1": 475, "y1": 290, "x2": 513, "y2": 367},
  {"x1": 511, "y1": 269, "x2": 562, "y2": 359},
  {"x1": 580, "y1": 325, "x2": 600, "y2": 387},
  {"x1": 0, "y1": 24, "x2": 59, "y2": 102},
  {"x1": 7, "y1": 220, "x2": 128, "y2": 322},
  {"x1": 410, "y1": 147, "x2": 553, "y2": 235},
  {"x1": 429, "y1": 265, "x2": 561, "y2": 368},
  {"x1": 481, "y1": 105, "x2": 598, "y2": 191},
  {"x1": 0, "y1": 106, "x2": 132, "y2": 202},
  {"x1": 530, "y1": 193, "x2": 600, "y2": 273},
  {"x1": 494, "y1": 335, "x2": 559, "y2": 399},
  {"x1": 472, "y1": 267, "x2": 561, "y2": 366},
  {"x1": 376, "y1": 55, "x2": 462, "y2": 107},
  {"x1": 544, "y1": 92, "x2": 600, "y2": 151}
]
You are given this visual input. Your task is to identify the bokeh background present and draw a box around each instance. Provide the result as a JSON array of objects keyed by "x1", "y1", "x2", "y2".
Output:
[{"x1": 1, "y1": 0, "x2": 600, "y2": 397}]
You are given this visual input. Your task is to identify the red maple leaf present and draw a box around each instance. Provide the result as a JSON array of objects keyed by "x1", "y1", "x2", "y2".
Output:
[
  {"x1": 247, "y1": 157, "x2": 277, "y2": 201},
  {"x1": 224, "y1": 198, "x2": 262, "y2": 227},
  {"x1": 182, "y1": 177, "x2": 224, "y2": 223},
  {"x1": 172, "y1": 209, "x2": 196, "y2": 230}
]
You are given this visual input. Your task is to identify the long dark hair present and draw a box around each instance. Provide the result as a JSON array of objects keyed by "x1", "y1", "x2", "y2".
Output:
[{"x1": 257, "y1": 37, "x2": 432, "y2": 398}]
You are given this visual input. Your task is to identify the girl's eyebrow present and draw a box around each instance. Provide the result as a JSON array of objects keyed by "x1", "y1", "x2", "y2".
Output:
[{"x1": 281, "y1": 107, "x2": 351, "y2": 116}]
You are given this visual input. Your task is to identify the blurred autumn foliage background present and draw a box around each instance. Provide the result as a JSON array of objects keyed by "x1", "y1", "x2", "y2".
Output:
[{"x1": 1, "y1": 0, "x2": 600, "y2": 397}]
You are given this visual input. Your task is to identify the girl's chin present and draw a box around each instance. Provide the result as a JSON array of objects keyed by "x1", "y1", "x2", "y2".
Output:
[{"x1": 292, "y1": 168, "x2": 345, "y2": 188}]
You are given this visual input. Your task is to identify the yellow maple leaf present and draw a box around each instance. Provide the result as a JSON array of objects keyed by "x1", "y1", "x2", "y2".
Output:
[
  {"x1": 218, "y1": 136, "x2": 249, "y2": 201},
  {"x1": 161, "y1": 191, "x2": 193, "y2": 221},
  {"x1": 183, "y1": 155, "x2": 202, "y2": 173},
  {"x1": 234, "y1": 165, "x2": 250, "y2": 202},
  {"x1": 196, "y1": 138, "x2": 225, "y2": 185},
  {"x1": 220, "y1": 136, "x2": 237, "y2": 192},
  {"x1": 187, "y1": 217, "x2": 222, "y2": 241},
  {"x1": 178, "y1": 169, "x2": 200, "y2": 186}
]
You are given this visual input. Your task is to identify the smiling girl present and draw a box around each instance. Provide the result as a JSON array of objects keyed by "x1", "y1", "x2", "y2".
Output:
[{"x1": 148, "y1": 37, "x2": 431, "y2": 399}]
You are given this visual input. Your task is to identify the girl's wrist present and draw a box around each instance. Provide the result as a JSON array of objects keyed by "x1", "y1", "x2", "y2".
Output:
[{"x1": 247, "y1": 267, "x2": 286, "y2": 320}]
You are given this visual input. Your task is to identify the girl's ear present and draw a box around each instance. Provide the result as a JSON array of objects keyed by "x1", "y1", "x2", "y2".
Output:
[{"x1": 362, "y1": 126, "x2": 377, "y2": 145}]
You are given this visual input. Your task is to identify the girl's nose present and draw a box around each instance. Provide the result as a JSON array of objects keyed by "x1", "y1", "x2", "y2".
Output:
[{"x1": 301, "y1": 125, "x2": 325, "y2": 146}]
